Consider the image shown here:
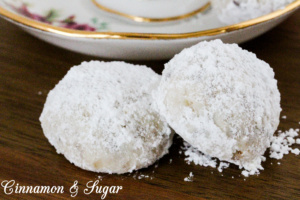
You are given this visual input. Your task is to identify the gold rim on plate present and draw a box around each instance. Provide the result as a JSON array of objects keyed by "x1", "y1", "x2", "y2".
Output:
[
  {"x1": 92, "y1": 0, "x2": 211, "y2": 23},
  {"x1": 0, "y1": 0, "x2": 299, "y2": 40}
]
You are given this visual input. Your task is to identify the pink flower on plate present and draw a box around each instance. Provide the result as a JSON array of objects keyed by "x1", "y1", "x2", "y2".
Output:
[
  {"x1": 61, "y1": 15, "x2": 96, "y2": 31},
  {"x1": 13, "y1": 4, "x2": 49, "y2": 23}
]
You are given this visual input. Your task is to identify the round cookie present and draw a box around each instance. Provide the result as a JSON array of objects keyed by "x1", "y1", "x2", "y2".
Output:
[
  {"x1": 155, "y1": 40, "x2": 281, "y2": 171},
  {"x1": 40, "y1": 61, "x2": 173, "y2": 174},
  {"x1": 211, "y1": 0, "x2": 294, "y2": 24}
]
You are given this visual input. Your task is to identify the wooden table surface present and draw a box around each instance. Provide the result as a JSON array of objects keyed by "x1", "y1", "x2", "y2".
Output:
[{"x1": 0, "y1": 10, "x2": 299, "y2": 200}]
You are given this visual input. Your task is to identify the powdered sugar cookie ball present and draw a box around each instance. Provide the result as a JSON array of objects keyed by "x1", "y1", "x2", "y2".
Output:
[
  {"x1": 155, "y1": 40, "x2": 281, "y2": 172},
  {"x1": 211, "y1": 0, "x2": 294, "y2": 24},
  {"x1": 40, "y1": 61, "x2": 173, "y2": 174}
]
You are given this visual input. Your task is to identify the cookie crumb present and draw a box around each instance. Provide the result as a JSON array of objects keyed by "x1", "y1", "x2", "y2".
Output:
[
  {"x1": 270, "y1": 128, "x2": 299, "y2": 159},
  {"x1": 218, "y1": 162, "x2": 230, "y2": 172},
  {"x1": 184, "y1": 172, "x2": 194, "y2": 182},
  {"x1": 291, "y1": 148, "x2": 300, "y2": 155}
]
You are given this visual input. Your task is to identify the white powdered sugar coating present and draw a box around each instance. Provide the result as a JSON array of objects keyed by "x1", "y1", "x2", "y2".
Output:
[
  {"x1": 241, "y1": 157, "x2": 265, "y2": 177},
  {"x1": 211, "y1": 0, "x2": 294, "y2": 24},
  {"x1": 183, "y1": 142, "x2": 217, "y2": 168},
  {"x1": 182, "y1": 142, "x2": 233, "y2": 173},
  {"x1": 218, "y1": 162, "x2": 230, "y2": 172},
  {"x1": 40, "y1": 61, "x2": 173, "y2": 174},
  {"x1": 270, "y1": 128, "x2": 299, "y2": 159},
  {"x1": 155, "y1": 40, "x2": 281, "y2": 173},
  {"x1": 183, "y1": 127, "x2": 299, "y2": 177}
]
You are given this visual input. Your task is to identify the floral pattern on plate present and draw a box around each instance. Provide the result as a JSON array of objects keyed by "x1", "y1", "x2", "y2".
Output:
[{"x1": 6, "y1": 2, "x2": 108, "y2": 31}]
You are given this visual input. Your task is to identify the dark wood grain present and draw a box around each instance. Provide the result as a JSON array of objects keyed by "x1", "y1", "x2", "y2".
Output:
[{"x1": 0, "y1": 11, "x2": 299, "y2": 200}]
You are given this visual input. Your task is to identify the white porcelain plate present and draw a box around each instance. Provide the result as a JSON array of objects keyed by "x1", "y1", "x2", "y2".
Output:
[{"x1": 0, "y1": 0, "x2": 299, "y2": 60}]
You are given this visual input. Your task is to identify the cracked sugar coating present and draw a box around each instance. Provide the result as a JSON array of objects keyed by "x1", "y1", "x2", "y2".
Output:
[
  {"x1": 211, "y1": 0, "x2": 294, "y2": 24},
  {"x1": 155, "y1": 40, "x2": 281, "y2": 172},
  {"x1": 40, "y1": 61, "x2": 173, "y2": 174}
]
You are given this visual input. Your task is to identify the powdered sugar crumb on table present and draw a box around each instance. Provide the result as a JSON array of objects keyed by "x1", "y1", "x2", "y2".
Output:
[
  {"x1": 270, "y1": 128, "x2": 299, "y2": 159},
  {"x1": 184, "y1": 172, "x2": 194, "y2": 182}
]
